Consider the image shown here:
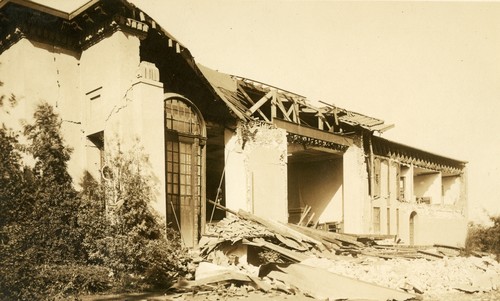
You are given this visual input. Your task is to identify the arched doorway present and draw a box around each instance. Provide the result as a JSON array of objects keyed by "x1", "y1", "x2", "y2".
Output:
[
  {"x1": 164, "y1": 94, "x2": 206, "y2": 247},
  {"x1": 409, "y1": 211, "x2": 417, "y2": 246}
]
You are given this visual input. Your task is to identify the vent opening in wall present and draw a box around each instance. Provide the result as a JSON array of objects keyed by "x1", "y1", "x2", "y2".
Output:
[{"x1": 137, "y1": 61, "x2": 159, "y2": 81}]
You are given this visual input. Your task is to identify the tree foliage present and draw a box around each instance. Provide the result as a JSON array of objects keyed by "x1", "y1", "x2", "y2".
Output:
[
  {"x1": 465, "y1": 215, "x2": 500, "y2": 260},
  {"x1": 21, "y1": 103, "x2": 81, "y2": 264},
  {"x1": 82, "y1": 148, "x2": 192, "y2": 290},
  {"x1": 0, "y1": 102, "x2": 192, "y2": 299}
]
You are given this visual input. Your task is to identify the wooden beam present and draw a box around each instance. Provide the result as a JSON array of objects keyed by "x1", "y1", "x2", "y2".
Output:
[
  {"x1": 275, "y1": 94, "x2": 292, "y2": 122},
  {"x1": 237, "y1": 85, "x2": 270, "y2": 122},
  {"x1": 317, "y1": 115, "x2": 324, "y2": 130},
  {"x1": 246, "y1": 90, "x2": 273, "y2": 116},
  {"x1": 273, "y1": 119, "x2": 353, "y2": 147},
  {"x1": 286, "y1": 104, "x2": 296, "y2": 122},
  {"x1": 271, "y1": 91, "x2": 277, "y2": 120},
  {"x1": 293, "y1": 102, "x2": 300, "y2": 124}
]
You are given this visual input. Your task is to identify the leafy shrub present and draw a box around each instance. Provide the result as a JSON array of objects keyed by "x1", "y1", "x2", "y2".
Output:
[
  {"x1": 465, "y1": 215, "x2": 500, "y2": 260},
  {"x1": 0, "y1": 264, "x2": 112, "y2": 300},
  {"x1": 0, "y1": 102, "x2": 193, "y2": 299},
  {"x1": 84, "y1": 148, "x2": 193, "y2": 291}
]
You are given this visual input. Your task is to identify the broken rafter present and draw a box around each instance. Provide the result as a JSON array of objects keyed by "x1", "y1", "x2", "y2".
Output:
[
  {"x1": 274, "y1": 94, "x2": 293, "y2": 122},
  {"x1": 237, "y1": 84, "x2": 270, "y2": 122},
  {"x1": 288, "y1": 224, "x2": 364, "y2": 248},
  {"x1": 238, "y1": 209, "x2": 322, "y2": 248},
  {"x1": 246, "y1": 90, "x2": 273, "y2": 117}
]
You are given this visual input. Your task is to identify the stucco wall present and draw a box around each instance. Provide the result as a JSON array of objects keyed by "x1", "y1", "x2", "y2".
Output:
[
  {"x1": 343, "y1": 137, "x2": 370, "y2": 234},
  {"x1": 443, "y1": 176, "x2": 461, "y2": 205},
  {"x1": 414, "y1": 172, "x2": 442, "y2": 204},
  {"x1": 0, "y1": 38, "x2": 84, "y2": 182},
  {"x1": 0, "y1": 32, "x2": 169, "y2": 217},
  {"x1": 80, "y1": 31, "x2": 141, "y2": 141},
  {"x1": 224, "y1": 122, "x2": 288, "y2": 222},
  {"x1": 397, "y1": 204, "x2": 467, "y2": 247}
]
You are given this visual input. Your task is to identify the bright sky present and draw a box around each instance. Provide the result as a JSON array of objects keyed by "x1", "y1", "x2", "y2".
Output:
[{"x1": 39, "y1": 0, "x2": 500, "y2": 222}]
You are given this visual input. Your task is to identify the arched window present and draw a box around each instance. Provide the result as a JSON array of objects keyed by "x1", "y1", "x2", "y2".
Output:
[
  {"x1": 165, "y1": 98, "x2": 201, "y2": 135},
  {"x1": 165, "y1": 95, "x2": 205, "y2": 247}
]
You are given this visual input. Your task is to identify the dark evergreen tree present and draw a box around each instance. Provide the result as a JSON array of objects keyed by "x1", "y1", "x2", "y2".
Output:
[{"x1": 22, "y1": 102, "x2": 81, "y2": 264}]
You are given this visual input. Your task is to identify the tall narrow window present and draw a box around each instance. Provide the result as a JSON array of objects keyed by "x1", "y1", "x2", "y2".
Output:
[
  {"x1": 373, "y1": 207, "x2": 381, "y2": 234},
  {"x1": 165, "y1": 96, "x2": 204, "y2": 247},
  {"x1": 374, "y1": 158, "x2": 381, "y2": 198},
  {"x1": 396, "y1": 208, "x2": 400, "y2": 237},
  {"x1": 387, "y1": 208, "x2": 391, "y2": 235}
]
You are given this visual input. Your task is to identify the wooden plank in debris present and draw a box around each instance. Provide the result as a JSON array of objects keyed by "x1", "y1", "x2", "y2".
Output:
[
  {"x1": 417, "y1": 249, "x2": 444, "y2": 259},
  {"x1": 238, "y1": 210, "x2": 323, "y2": 249},
  {"x1": 266, "y1": 263, "x2": 419, "y2": 301},
  {"x1": 434, "y1": 244, "x2": 462, "y2": 257},
  {"x1": 275, "y1": 234, "x2": 309, "y2": 252},
  {"x1": 244, "y1": 238, "x2": 309, "y2": 263},
  {"x1": 288, "y1": 223, "x2": 364, "y2": 248},
  {"x1": 349, "y1": 233, "x2": 396, "y2": 240},
  {"x1": 360, "y1": 251, "x2": 398, "y2": 260},
  {"x1": 433, "y1": 244, "x2": 462, "y2": 251},
  {"x1": 207, "y1": 199, "x2": 238, "y2": 216},
  {"x1": 297, "y1": 205, "x2": 311, "y2": 226}
]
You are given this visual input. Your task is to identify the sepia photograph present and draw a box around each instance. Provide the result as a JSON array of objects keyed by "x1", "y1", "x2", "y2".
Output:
[{"x1": 0, "y1": 0, "x2": 499, "y2": 300}]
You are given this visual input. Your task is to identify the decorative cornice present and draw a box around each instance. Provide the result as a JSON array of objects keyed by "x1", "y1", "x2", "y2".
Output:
[
  {"x1": 287, "y1": 133, "x2": 349, "y2": 152},
  {"x1": 371, "y1": 136, "x2": 466, "y2": 174},
  {"x1": 0, "y1": 1, "x2": 149, "y2": 55}
]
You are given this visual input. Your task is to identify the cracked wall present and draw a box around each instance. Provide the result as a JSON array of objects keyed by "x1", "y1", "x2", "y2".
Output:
[
  {"x1": 224, "y1": 121, "x2": 288, "y2": 222},
  {"x1": 0, "y1": 38, "x2": 84, "y2": 183}
]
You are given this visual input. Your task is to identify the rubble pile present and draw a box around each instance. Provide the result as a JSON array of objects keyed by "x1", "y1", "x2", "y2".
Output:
[
  {"x1": 301, "y1": 255, "x2": 500, "y2": 298},
  {"x1": 173, "y1": 208, "x2": 500, "y2": 301}
]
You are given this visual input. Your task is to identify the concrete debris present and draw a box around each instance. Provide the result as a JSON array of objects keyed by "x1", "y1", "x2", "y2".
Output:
[
  {"x1": 190, "y1": 207, "x2": 500, "y2": 300},
  {"x1": 264, "y1": 263, "x2": 419, "y2": 301}
]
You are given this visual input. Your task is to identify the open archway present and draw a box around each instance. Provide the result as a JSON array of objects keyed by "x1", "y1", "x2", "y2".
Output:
[{"x1": 409, "y1": 211, "x2": 417, "y2": 246}]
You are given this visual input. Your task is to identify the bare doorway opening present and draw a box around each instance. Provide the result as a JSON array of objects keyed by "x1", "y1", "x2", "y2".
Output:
[{"x1": 409, "y1": 211, "x2": 417, "y2": 246}]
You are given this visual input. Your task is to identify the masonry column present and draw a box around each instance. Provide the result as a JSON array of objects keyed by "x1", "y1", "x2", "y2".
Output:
[
  {"x1": 342, "y1": 137, "x2": 369, "y2": 234},
  {"x1": 128, "y1": 61, "x2": 166, "y2": 219}
]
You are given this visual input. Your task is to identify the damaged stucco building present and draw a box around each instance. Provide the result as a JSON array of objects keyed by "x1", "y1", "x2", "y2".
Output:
[{"x1": 0, "y1": 0, "x2": 468, "y2": 248}]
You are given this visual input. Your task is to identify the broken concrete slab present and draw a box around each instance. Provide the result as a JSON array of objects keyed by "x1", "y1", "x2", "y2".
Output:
[
  {"x1": 264, "y1": 263, "x2": 420, "y2": 301},
  {"x1": 188, "y1": 262, "x2": 252, "y2": 287}
]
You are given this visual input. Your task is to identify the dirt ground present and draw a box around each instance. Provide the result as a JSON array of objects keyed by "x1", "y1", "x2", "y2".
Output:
[
  {"x1": 81, "y1": 291, "x2": 314, "y2": 301},
  {"x1": 81, "y1": 289, "x2": 500, "y2": 301}
]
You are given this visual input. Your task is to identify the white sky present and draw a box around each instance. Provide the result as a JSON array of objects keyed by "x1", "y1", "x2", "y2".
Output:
[{"x1": 38, "y1": 0, "x2": 500, "y2": 222}]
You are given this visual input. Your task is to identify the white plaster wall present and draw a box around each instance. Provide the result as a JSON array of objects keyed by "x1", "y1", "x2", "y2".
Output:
[
  {"x1": 343, "y1": 140, "x2": 369, "y2": 234},
  {"x1": 288, "y1": 159, "x2": 343, "y2": 224},
  {"x1": 127, "y1": 79, "x2": 166, "y2": 216},
  {"x1": 396, "y1": 204, "x2": 467, "y2": 247},
  {"x1": 79, "y1": 31, "x2": 141, "y2": 147},
  {"x1": 0, "y1": 39, "x2": 84, "y2": 183},
  {"x1": 224, "y1": 128, "x2": 248, "y2": 213},
  {"x1": 224, "y1": 123, "x2": 288, "y2": 223},
  {"x1": 414, "y1": 172, "x2": 442, "y2": 204},
  {"x1": 443, "y1": 176, "x2": 460, "y2": 205},
  {"x1": 380, "y1": 159, "x2": 389, "y2": 199},
  {"x1": 416, "y1": 212, "x2": 467, "y2": 247},
  {"x1": 387, "y1": 162, "x2": 399, "y2": 235}
]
